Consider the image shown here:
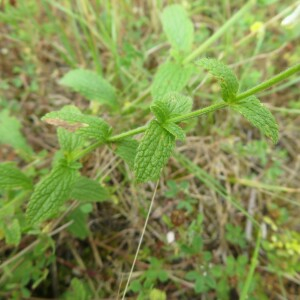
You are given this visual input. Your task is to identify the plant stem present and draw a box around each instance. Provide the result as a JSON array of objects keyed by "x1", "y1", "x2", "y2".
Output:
[
  {"x1": 169, "y1": 102, "x2": 228, "y2": 123},
  {"x1": 236, "y1": 63, "x2": 300, "y2": 100},
  {"x1": 107, "y1": 125, "x2": 148, "y2": 142},
  {"x1": 183, "y1": 0, "x2": 256, "y2": 65},
  {"x1": 72, "y1": 140, "x2": 104, "y2": 161},
  {"x1": 240, "y1": 230, "x2": 262, "y2": 300},
  {"x1": 73, "y1": 62, "x2": 300, "y2": 161},
  {"x1": 109, "y1": 102, "x2": 227, "y2": 142},
  {"x1": 72, "y1": 103, "x2": 225, "y2": 161}
]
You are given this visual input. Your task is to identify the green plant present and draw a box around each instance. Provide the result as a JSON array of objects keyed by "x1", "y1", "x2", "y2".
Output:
[
  {"x1": 25, "y1": 59, "x2": 300, "y2": 225},
  {"x1": 1, "y1": 2, "x2": 300, "y2": 299},
  {"x1": 225, "y1": 224, "x2": 247, "y2": 249},
  {"x1": 128, "y1": 258, "x2": 168, "y2": 300}
]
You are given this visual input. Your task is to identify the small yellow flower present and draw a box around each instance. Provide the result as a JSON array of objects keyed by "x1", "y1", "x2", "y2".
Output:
[{"x1": 250, "y1": 21, "x2": 264, "y2": 33}]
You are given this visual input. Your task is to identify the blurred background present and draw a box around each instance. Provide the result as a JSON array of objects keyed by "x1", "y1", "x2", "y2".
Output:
[{"x1": 0, "y1": 0, "x2": 300, "y2": 299}]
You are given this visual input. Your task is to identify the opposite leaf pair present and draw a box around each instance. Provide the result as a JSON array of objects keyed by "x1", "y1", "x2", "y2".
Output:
[
  {"x1": 197, "y1": 58, "x2": 278, "y2": 144},
  {"x1": 26, "y1": 159, "x2": 109, "y2": 226},
  {"x1": 26, "y1": 58, "x2": 280, "y2": 226},
  {"x1": 135, "y1": 58, "x2": 279, "y2": 183}
]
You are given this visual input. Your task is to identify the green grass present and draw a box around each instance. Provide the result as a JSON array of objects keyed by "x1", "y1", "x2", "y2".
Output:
[{"x1": 1, "y1": 0, "x2": 300, "y2": 299}]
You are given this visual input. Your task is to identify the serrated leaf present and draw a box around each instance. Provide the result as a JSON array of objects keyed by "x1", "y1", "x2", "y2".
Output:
[
  {"x1": 26, "y1": 160, "x2": 79, "y2": 225},
  {"x1": 134, "y1": 121, "x2": 175, "y2": 182},
  {"x1": 0, "y1": 109, "x2": 33, "y2": 154},
  {"x1": 162, "y1": 122, "x2": 186, "y2": 140},
  {"x1": 114, "y1": 138, "x2": 139, "y2": 169},
  {"x1": 0, "y1": 163, "x2": 32, "y2": 190},
  {"x1": 151, "y1": 92, "x2": 193, "y2": 122},
  {"x1": 60, "y1": 69, "x2": 117, "y2": 106},
  {"x1": 150, "y1": 104, "x2": 168, "y2": 124},
  {"x1": 151, "y1": 62, "x2": 194, "y2": 100},
  {"x1": 197, "y1": 58, "x2": 239, "y2": 102},
  {"x1": 71, "y1": 176, "x2": 109, "y2": 202},
  {"x1": 4, "y1": 219, "x2": 21, "y2": 246},
  {"x1": 42, "y1": 105, "x2": 111, "y2": 141},
  {"x1": 161, "y1": 4, "x2": 194, "y2": 53},
  {"x1": 57, "y1": 128, "x2": 84, "y2": 154},
  {"x1": 231, "y1": 96, "x2": 279, "y2": 144}
]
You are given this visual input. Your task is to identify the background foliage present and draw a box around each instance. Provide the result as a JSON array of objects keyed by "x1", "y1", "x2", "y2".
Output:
[{"x1": 1, "y1": 0, "x2": 300, "y2": 299}]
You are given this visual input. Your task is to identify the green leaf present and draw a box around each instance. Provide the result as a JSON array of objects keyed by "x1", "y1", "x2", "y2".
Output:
[
  {"x1": 225, "y1": 256, "x2": 236, "y2": 276},
  {"x1": 185, "y1": 271, "x2": 199, "y2": 281},
  {"x1": 151, "y1": 62, "x2": 194, "y2": 100},
  {"x1": 129, "y1": 280, "x2": 142, "y2": 293},
  {"x1": 134, "y1": 121, "x2": 175, "y2": 182},
  {"x1": 151, "y1": 92, "x2": 193, "y2": 123},
  {"x1": 26, "y1": 160, "x2": 79, "y2": 225},
  {"x1": 195, "y1": 277, "x2": 206, "y2": 294},
  {"x1": 114, "y1": 138, "x2": 139, "y2": 169},
  {"x1": 162, "y1": 122, "x2": 185, "y2": 140},
  {"x1": 0, "y1": 163, "x2": 32, "y2": 190},
  {"x1": 71, "y1": 176, "x2": 109, "y2": 202},
  {"x1": 197, "y1": 58, "x2": 239, "y2": 102},
  {"x1": 4, "y1": 219, "x2": 21, "y2": 246},
  {"x1": 67, "y1": 204, "x2": 91, "y2": 240},
  {"x1": 161, "y1": 4, "x2": 194, "y2": 53},
  {"x1": 211, "y1": 265, "x2": 223, "y2": 278},
  {"x1": 60, "y1": 69, "x2": 117, "y2": 106},
  {"x1": 66, "y1": 278, "x2": 87, "y2": 300},
  {"x1": 205, "y1": 275, "x2": 216, "y2": 289},
  {"x1": 149, "y1": 289, "x2": 167, "y2": 300},
  {"x1": 157, "y1": 270, "x2": 168, "y2": 282},
  {"x1": 150, "y1": 104, "x2": 168, "y2": 124},
  {"x1": 42, "y1": 105, "x2": 111, "y2": 141},
  {"x1": 0, "y1": 109, "x2": 33, "y2": 154},
  {"x1": 57, "y1": 128, "x2": 84, "y2": 154},
  {"x1": 231, "y1": 96, "x2": 279, "y2": 144}
]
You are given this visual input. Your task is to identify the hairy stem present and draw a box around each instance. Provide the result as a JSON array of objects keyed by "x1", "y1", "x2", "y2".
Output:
[
  {"x1": 73, "y1": 62, "x2": 300, "y2": 161},
  {"x1": 72, "y1": 140, "x2": 104, "y2": 161},
  {"x1": 108, "y1": 102, "x2": 227, "y2": 143},
  {"x1": 107, "y1": 125, "x2": 147, "y2": 142},
  {"x1": 236, "y1": 63, "x2": 300, "y2": 100},
  {"x1": 169, "y1": 102, "x2": 227, "y2": 123}
]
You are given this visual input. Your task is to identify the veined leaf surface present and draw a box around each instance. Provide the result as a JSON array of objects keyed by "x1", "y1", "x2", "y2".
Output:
[
  {"x1": 161, "y1": 4, "x2": 194, "y2": 53},
  {"x1": 60, "y1": 69, "x2": 117, "y2": 106},
  {"x1": 42, "y1": 105, "x2": 111, "y2": 141},
  {"x1": 71, "y1": 176, "x2": 109, "y2": 202},
  {"x1": 0, "y1": 163, "x2": 32, "y2": 190},
  {"x1": 151, "y1": 92, "x2": 193, "y2": 123},
  {"x1": 162, "y1": 122, "x2": 186, "y2": 141},
  {"x1": 231, "y1": 96, "x2": 279, "y2": 144},
  {"x1": 134, "y1": 121, "x2": 175, "y2": 182},
  {"x1": 114, "y1": 138, "x2": 139, "y2": 169},
  {"x1": 26, "y1": 160, "x2": 79, "y2": 225},
  {"x1": 197, "y1": 58, "x2": 239, "y2": 102},
  {"x1": 57, "y1": 128, "x2": 84, "y2": 154},
  {"x1": 151, "y1": 62, "x2": 194, "y2": 100}
]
